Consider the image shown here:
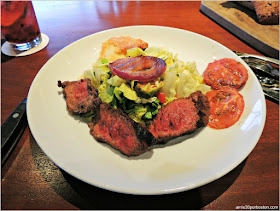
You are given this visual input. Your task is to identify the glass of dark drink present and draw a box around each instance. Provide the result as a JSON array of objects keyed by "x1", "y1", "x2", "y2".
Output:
[{"x1": 1, "y1": 1, "x2": 42, "y2": 51}]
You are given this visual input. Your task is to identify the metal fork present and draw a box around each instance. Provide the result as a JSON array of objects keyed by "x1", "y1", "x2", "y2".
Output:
[
  {"x1": 234, "y1": 53, "x2": 279, "y2": 102},
  {"x1": 234, "y1": 51, "x2": 279, "y2": 65},
  {"x1": 240, "y1": 57, "x2": 279, "y2": 79},
  {"x1": 255, "y1": 74, "x2": 279, "y2": 91}
]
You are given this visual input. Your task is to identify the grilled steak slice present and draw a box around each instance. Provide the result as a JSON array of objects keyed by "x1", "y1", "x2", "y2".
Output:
[
  {"x1": 147, "y1": 91, "x2": 210, "y2": 143},
  {"x1": 88, "y1": 102, "x2": 156, "y2": 156},
  {"x1": 58, "y1": 78, "x2": 101, "y2": 114}
]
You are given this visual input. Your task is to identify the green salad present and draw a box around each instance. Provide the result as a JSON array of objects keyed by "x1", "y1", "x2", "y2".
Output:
[{"x1": 80, "y1": 46, "x2": 210, "y2": 125}]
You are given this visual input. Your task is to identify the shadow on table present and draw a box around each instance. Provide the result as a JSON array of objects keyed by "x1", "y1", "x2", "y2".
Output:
[
  {"x1": 1, "y1": 39, "x2": 16, "y2": 63},
  {"x1": 219, "y1": 1, "x2": 259, "y2": 23},
  {"x1": 30, "y1": 134, "x2": 247, "y2": 210}
]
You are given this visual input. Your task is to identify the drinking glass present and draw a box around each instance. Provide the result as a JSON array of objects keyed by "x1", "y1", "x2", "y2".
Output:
[{"x1": 1, "y1": 1, "x2": 42, "y2": 51}]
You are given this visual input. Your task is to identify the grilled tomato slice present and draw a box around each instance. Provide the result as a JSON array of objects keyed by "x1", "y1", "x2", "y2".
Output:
[
  {"x1": 206, "y1": 87, "x2": 244, "y2": 129},
  {"x1": 108, "y1": 56, "x2": 166, "y2": 82},
  {"x1": 203, "y1": 58, "x2": 248, "y2": 89}
]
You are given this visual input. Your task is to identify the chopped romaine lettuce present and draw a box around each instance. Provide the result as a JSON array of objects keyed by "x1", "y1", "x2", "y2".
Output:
[
  {"x1": 161, "y1": 54, "x2": 211, "y2": 98},
  {"x1": 134, "y1": 96, "x2": 158, "y2": 104},
  {"x1": 98, "y1": 81, "x2": 115, "y2": 104},
  {"x1": 101, "y1": 58, "x2": 109, "y2": 64},
  {"x1": 126, "y1": 105, "x2": 147, "y2": 124},
  {"x1": 80, "y1": 70, "x2": 95, "y2": 87},
  {"x1": 135, "y1": 79, "x2": 164, "y2": 98},
  {"x1": 161, "y1": 71, "x2": 179, "y2": 98},
  {"x1": 86, "y1": 65, "x2": 111, "y2": 88},
  {"x1": 126, "y1": 47, "x2": 146, "y2": 57},
  {"x1": 107, "y1": 75, "x2": 127, "y2": 87},
  {"x1": 114, "y1": 83, "x2": 138, "y2": 101},
  {"x1": 144, "y1": 46, "x2": 171, "y2": 60}
]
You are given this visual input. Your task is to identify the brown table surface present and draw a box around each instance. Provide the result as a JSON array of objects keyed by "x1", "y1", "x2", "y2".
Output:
[{"x1": 1, "y1": 1, "x2": 279, "y2": 210}]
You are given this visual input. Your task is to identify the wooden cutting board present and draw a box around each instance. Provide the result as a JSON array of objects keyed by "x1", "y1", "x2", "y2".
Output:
[{"x1": 200, "y1": 1, "x2": 279, "y2": 59}]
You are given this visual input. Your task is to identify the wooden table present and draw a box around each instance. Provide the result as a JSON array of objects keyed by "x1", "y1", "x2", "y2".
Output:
[{"x1": 1, "y1": 1, "x2": 279, "y2": 210}]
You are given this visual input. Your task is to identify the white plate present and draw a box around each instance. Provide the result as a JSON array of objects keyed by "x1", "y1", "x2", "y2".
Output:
[{"x1": 27, "y1": 26, "x2": 266, "y2": 195}]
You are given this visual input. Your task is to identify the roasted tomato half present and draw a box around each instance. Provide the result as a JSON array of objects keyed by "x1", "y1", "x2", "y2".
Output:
[
  {"x1": 108, "y1": 56, "x2": 166, "y2": 82},
  {"x1": 206, "y1": 87, "x2": 245, "y2": 129},
  {"x1": 203, "y1": 58, "x2": 248, "y2": 89}
]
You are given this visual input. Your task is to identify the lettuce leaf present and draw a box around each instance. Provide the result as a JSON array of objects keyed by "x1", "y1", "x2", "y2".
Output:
[
  {"x1": 107, "y1": 75, "x2": 127, "y2": 87},
  {"x1": 114, "y1": 83, "x2": 138, "y2": 101},
  {"x1": 144, "y1": 46, "x2": 171, "y2": 60},
  {"x1": 98, "y1": 81, "x2": 115, "y2": 104},
  {"x1": 126, "y1": 105, "x2": 148, "y2": 124},
  {"x1": 126, "y1": 47, "x2": 146, "y2": 57}
]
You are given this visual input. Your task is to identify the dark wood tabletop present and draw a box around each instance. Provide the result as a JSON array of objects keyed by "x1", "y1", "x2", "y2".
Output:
[{"x1": 1, "y1": 1, "x2": 279, "y2": 210}]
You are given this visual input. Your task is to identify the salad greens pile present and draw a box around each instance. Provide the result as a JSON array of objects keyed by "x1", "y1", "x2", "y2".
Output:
[{"x1": 80, "y1": 46, "x2": 210, "y2": 124}]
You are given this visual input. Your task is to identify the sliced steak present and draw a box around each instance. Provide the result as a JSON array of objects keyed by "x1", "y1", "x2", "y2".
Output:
[
  {"x1": 88, "y1": 102, "x2": 156, "y2": 156},
  {"x1": 58, "y1": 78, "x2": 101, "y2": 114},
  {"x1": 147, "y1": 91, "x2": 210, "y2": 143}
]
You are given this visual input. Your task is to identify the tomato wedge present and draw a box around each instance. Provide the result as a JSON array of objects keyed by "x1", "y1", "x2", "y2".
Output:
[
  {"x1": 203, "y1": 58, "x2": 248, "y2": 89},
  {"x1": 206, "y1": 87, "x2": 244, "y2": 129},
  {"x1": 108, "y1": 56, "x2": 166, "y2": 82}
]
